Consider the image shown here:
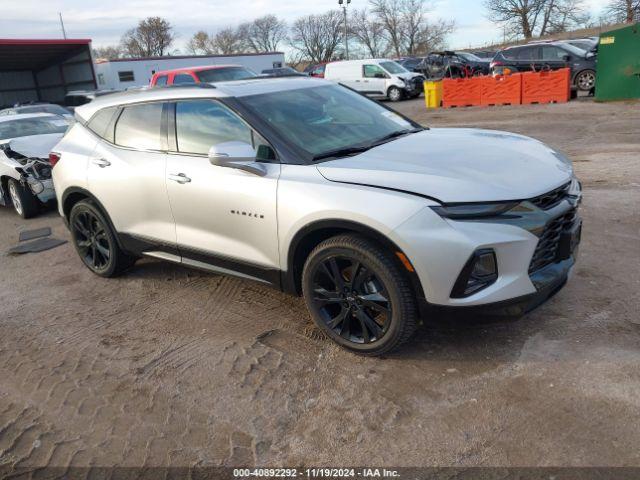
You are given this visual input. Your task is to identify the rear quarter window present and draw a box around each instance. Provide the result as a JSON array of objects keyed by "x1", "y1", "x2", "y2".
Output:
[{"x1": 87, "y1": 106, "x2": 118, "y2": 142}]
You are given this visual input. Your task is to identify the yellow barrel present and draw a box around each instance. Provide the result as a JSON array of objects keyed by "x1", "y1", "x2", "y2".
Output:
[{"x1": 424, "y1": 81, "x2": 443, "y2": 109}]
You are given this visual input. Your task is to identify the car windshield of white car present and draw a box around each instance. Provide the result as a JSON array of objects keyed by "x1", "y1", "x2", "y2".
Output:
[
  {"x1": 0, "y1": 117, "x2": 68, "y2": 140},
  {"x1": 238, "y1": 84, "x2": 420, "y2": 160}
]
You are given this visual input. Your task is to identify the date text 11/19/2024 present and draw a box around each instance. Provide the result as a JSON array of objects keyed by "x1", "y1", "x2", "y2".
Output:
[{"x1": 233, "y1": 468, "x2": 401, "y2": 478}]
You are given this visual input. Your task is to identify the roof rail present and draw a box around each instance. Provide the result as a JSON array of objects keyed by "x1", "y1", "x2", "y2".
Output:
[{"x1": 155, "y1": 83, "x2": 217, "y2": 89}]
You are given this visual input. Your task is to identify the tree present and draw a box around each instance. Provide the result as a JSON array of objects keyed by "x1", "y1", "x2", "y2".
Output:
[
  {"x1": 350, "y1": 9, "x2": 388, "y2": 57},
  {"x1": 370, "y1": 0, "x2": 454, "y2": 56},
  {"x1": 186, "y1": 30, "x2": 213, "y2": 55},
  {"x1": 121, "y1": 17, "x2": 175, "y2": 57},
  {"x1": 484, "y1": 0, "x2": 586, "y2": 39},
  {"x1": 93, "y1": 45, "x2": 123, "y2": 60},
  {"x1": 186, "y1": 28, "x2": 244, "y2": 55},
  {"x1": 238, "y1": 15, "x2": 287, "y2": 52},
  {"x1": 605, "y1": 0, "x2": 640, "y2": 23},
  {"x1": 289, "y1": 11, "x2": 344, "y2": 63}
]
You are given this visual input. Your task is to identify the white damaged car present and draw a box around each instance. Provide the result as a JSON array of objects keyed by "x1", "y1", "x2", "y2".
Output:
[{"x1": 0, "y1": 113, "x2": 69, "y2": 218}]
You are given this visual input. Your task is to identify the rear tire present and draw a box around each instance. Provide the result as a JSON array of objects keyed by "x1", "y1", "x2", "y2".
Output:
[
  {"x1": 8, "y1": 178, "x2": 38, "y2": 219},
  {"x1": 302, "y1": 234, "x2": 418, "y2": 356},
  {"x1": 69, "y1": 200, "x2": 136, "y2": 277}
]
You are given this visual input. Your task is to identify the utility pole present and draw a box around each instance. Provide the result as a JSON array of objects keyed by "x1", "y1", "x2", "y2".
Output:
[
  {"x1": 59, "y1": 12, "x2": 67, "y2": 39},
  {"x1": 338, "y1": 0, "x2": 351, "y2": 60}
]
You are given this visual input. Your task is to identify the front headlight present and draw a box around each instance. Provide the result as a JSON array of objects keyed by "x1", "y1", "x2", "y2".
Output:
[{"x1": 430, "y1": 202, "x2": 519, "y2": 219}]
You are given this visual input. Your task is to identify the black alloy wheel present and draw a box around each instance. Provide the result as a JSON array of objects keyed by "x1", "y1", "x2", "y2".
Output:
[
  {"x1": 72, "y1": 209, "x2": 112, "y2": 272},
  {"x1": 302, "y1": 234, "x2": 418, "y2": 356},
  {"x1": 69, "y1": 200, "x2": 136, "y2": 277},
  {"x1": 311, "y1": 254, "x2": 392, "y2": 344}
]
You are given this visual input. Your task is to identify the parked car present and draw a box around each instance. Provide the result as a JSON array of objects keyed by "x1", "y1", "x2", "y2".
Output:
[
  {"x1": 0, "y1": 113, "x2": 69, "y2": 218},
  {"x1": 491, "y1": 42, "x2": 597, "y2": 91},
  {"x1": 150, "y1": 65, "x2": 257, "y2": 86},
  {"x1": 0, "y1": 103, "x2": 74, "y2": 122},
  {"x1": 52, "y1": 78, "x2": 582, "y2": 355},
  {"x1": 304, "y1": 63, "x2": 328, "y2": 78},
  {"x1": 324, "y1": 59, "x2": 425, "y2": 101},
  {"x1": 261, "y1": 67, "x2": 305, "y2": 77},
  {"x1": 64, "y1": 90, "x2": 119, "y2": 110},
  {"x1": 400, "y1": 52, "x2": 489, "y2": 79}
]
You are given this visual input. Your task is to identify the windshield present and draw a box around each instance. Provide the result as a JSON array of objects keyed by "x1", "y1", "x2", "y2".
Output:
[
  {"x1": 458, "y1": 52, "x2": 483, "y2": 61},
  {"x1": 196, "y1": 67, "x2": 258, "y2": 83},
  {"x1": 558, "y1": 43, "x2": 587, "y2": 57},
  {"x1": 237, "y1": 84, "x2": 418, "y2": 160},
  {"x1": 18, "y1": 105, "x2": 70, "y2": 116},
  {"x1": 380, "y1": 61, "x2": 409, "y2": 74},
  {"x1": 0, "y1": 117, "x2": 69, "y2": 140}
]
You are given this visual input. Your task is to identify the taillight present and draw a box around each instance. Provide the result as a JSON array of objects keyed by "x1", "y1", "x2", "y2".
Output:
[{"x1": 49, "y1": 152, "x2": 61, "y2": 167}]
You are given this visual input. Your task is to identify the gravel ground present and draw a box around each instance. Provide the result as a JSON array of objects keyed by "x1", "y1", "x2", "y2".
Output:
[{"x1": 0, "y1": 98, "x2": 639, "y2": 471}]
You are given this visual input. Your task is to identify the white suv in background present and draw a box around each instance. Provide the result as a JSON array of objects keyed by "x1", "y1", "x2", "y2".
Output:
[{"x1": 51, "y1": 78, "x2": 582, "y2": 355}]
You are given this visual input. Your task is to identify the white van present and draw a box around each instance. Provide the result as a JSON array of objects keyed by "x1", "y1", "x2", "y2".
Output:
[{"x1": 324, "y1": 59, "x2": 425, "y2": 101}]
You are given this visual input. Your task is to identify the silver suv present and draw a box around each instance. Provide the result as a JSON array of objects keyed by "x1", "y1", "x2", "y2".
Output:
[{"x1": 52, "y1": 78, "x2": 581, "y2": 355}]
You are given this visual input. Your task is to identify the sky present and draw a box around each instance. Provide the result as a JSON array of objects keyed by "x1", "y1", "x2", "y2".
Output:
[{"x1": 0, "y1": 0, "x2": 608, "y2": 53}]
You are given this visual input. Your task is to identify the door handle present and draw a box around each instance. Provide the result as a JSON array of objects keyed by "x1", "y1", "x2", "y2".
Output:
[
  {"x1": 92, "y1": 158, "x2": 111, "y2": 168},
  {"x1": 168, "y1": 173, "x2": 191, "y2": 184}
]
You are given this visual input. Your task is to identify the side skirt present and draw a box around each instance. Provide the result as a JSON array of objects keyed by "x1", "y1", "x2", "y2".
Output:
[{"x1": 118, "y1": 233, "x2": 283, "y2": 290}]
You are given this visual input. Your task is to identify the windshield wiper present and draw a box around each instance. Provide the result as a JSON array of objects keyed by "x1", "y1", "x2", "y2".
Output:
[
  {"x1": 312, "y1": 145, "x2": 373, "y2": 161},
  {"x1": 369, "y1": 128, "x2": 423, "y2": 148},
  {"x1": 312, "y1": 128, "x2": 423, "y2": 162}
]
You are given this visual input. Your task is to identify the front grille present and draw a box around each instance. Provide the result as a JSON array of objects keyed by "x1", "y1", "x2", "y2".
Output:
[
  {"x1": 529, "y1": 182, "x2": 570, "y2": 210},
  {"x1": 529, "y1": 209, "x2": 577, "y2": 273}
]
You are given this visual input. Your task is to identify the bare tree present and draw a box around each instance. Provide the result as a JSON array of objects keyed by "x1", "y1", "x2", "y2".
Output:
[
  {"x1": 93, "y1": 45, "x2": 123, "y2": 60},
  {"x1": 605, "y1": 0, "x2": 640, "y2": 22},
  {"x1": 186, "y1": 30, "x2": 213, "y2": 55},
  {"x1": 121, "y1": 17, "x2": 175, "y2": 57},
  {"x1": 210, "y1": 28, "x2": 244, "y2": 54},
  {"x1": 370, "y1": 0, "x2": 455, "y2": 56},
  {"x1": 289, "y1": 11, "x2": 344, "y2": 63},
  {"x1": 484, "y1": 0, "x2": 586, "y2": 39},
  {"x1": 186, "y1": 28, "x2": 244, "y2": 55},
  {"x1": 350, "y1": 8, "x2": 388, "y2": 57},
  {"x1": 238, "y1": 15, "x2": 287, "y2": 52}
]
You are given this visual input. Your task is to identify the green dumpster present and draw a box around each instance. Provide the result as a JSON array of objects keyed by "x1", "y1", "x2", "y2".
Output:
[{"x1": 595, "y1": 23, "x2": 640, "y2": 101}]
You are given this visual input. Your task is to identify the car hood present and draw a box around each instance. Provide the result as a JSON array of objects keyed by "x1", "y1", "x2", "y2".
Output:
[
  {"x1": 316, "y1": 128, "x2": 574, "y2": 203},
  {"x1": 398, "y1": 72, "x2": 423, "y2": 81},
  {"x1": 4, "y1": 133, "x2": 64, "y2": 159}
]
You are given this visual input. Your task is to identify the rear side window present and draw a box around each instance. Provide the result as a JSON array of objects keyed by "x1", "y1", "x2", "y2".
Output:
[
  {"x1": 87, "y1": 106, "x2": 118, "y2": 142},
  {"x1": 175, "y1": 100, "x2": 252, "y2": 155},
  {"x1": 115, "y1": 103, "x2": 164, "y2": 150},
  {"x1": 517, "y1": 47, "x2": 538, "y2": 60},
  {"x1": 173, "y1": 74, "x2": 196, "y2": 85},
  {"x1": 155, "y1": 75, "x2": 168, "y2": 86}
]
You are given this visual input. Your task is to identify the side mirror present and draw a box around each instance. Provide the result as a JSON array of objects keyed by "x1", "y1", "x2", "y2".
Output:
[
  {"x1": 563, "y1": 55, "x2": 571, "y2": 62},
  {"x1": 374, "y1": 73, "x2": 387, "y2": 79},
  {"x1": 208, "y1": 141, "x2": 266, "y2": 176}
]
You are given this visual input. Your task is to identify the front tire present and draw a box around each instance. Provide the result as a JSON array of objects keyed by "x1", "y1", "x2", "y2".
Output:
[
  {"x1": 387, "y1": 86, "x2": 403, "y2": 102},
  {"x1": 8, "y1": 178, "x2": 38, "y2": 219},
  {"x1": 69, "y1": 200, "x2": 136, "y2": 277},
  {"x1": 302, "y1": 234, "x2": 418, "y2": 356},
  {"x1": 575, "y1": 70, "x2": 596, "y2": 92}
]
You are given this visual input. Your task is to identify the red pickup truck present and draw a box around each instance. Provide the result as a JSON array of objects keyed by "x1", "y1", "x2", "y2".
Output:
[{"x1": 150, "y1": 65, "x2": 257, "y2": 86}]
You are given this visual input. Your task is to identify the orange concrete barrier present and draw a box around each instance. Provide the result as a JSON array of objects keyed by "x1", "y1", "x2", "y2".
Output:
[
  {"x1": 481, "y1": 74, "x2": 522, "y2": 106},
  {"x1": 521, "y1": 68, "x2": 571, "y2": 105},
  {"x1": 442, "y1": 77, "x2": 482, "y2": 108}
]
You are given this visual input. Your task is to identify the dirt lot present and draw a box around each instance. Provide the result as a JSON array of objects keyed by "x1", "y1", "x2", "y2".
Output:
[{"x1": 0, "y1": 98, "x2": 639, "y2": 472}]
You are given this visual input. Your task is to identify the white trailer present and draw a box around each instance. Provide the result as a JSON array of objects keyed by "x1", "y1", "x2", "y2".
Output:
[{"x1": 94, "y1": 52, "x2": 285, "y2": 89}]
